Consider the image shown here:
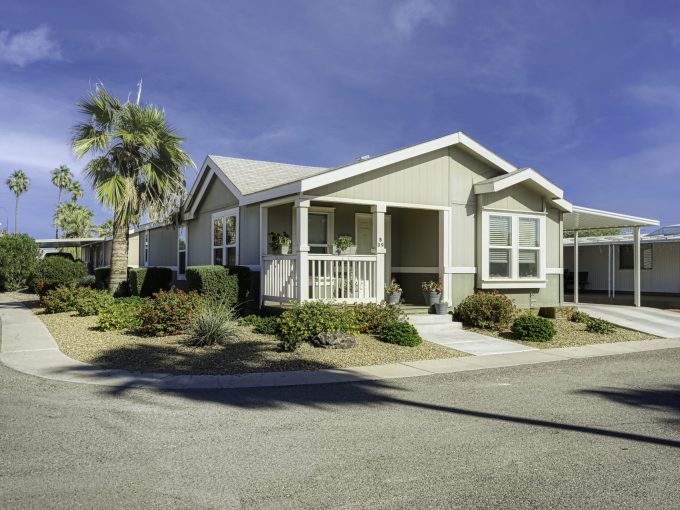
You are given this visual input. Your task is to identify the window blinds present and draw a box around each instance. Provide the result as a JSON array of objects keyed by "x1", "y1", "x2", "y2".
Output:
[
  {"x1": 489, "y1": 216, "x2": 511, "y2": 246},
  {"x1": 519, "y1": 218, "x2": 539, "y2": 247}
]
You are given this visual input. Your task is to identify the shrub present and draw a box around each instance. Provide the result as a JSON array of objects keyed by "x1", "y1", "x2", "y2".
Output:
[
  {"x1": 138, "y1": 289, "x2": 203, "y2": 336},
  {"x1": 238, "y1": 314, "x2": 280, "y2": 335},
  {"x1": 569, "y1": 310, "x2": 591, "y2": 323},
  {"x1": 586, "y1": 317, "x2": 616, "y2": 334},
  {"x1": 98, "y1": 297, "x2": 145, "y2": 331},
  {"x1": 511, "y1": 314, "x2": 556, "y2": 342},
  {"x1": 0, "y1": 233, "x2": 40, "y2": 291},
  {"x1": 186, "y1": 265, "x2": 253, "y2": 310},
  {"x1": 277, "y1": 301, "x2": 359, "y2": 351},
  {"x1": 73, "y1": 288, "x2": 115, "y2": 317},
  {"x1": 128, "y1": 267, "x2": 172, "y2": 297},
  {"x1": 42, "y1": 285, "x2": 80, "y2": 314},
  {"x1": 94, "y1": 267, "x2": 111, "y2": 289},
  {"x1": 185, "y1": 301, "x2": 239, "y2": 347},
  {"x1": 29, "y1": 257, "x2": 87, "y2": 296},
  {"x1": 378, "y1": 321, "x2": 422, "y2": 347},
  {"x1": 78, "y1": 275, "x2": 97, "y2": 288},
  {"x1": 455, "y1": 291, "x2": 515, "y2": 330},
  {"x1": 351, "y1": 302, "x2": 406, "y2": 335}
]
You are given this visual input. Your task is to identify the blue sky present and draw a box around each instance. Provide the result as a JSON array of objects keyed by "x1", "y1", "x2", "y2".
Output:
[{"x1": 1, "y1": 0, "x2": 679, "y2": 237}]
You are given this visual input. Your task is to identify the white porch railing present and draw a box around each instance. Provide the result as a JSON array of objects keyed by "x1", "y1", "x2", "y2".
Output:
[
  {"x1": 309, "y1": 254, "x2": 377, "y2": 303},
  {"x1": 262, "y1": 255, "x2": 297, "y2": 302},
  {"x1": 261, "y1": 254, "x2": 378, "y2": 304}
]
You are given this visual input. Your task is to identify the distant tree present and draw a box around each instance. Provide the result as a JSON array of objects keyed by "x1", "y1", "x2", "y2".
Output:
[
  {"x1": 68, "y1": 180, "x2": 84, "y2": 202},
  {"x1": 72, "y1": 85, "x2": 193, "y2": 294},
  {"x1": 95, "y1": 219, "x2": 113, "y2": 238},
  {"x1": 53, "y1": 202, "x2": 95, "y2": 238},
  {"x1": 564, "y1": 228, "x2": 621, "y2": 238},
  {"x1": 51, "y1": 165, "x2": 73, "y2": 237},
  {"x1": 5, "y1": 169, "x2": 30, "y2": 233}
]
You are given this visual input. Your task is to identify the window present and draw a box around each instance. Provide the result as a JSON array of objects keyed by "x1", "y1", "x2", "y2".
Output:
[
  {"x1": 177, "y1": 225, "x2": 187, "y2": 278},
  {"x1": 619, "y1": 244, "x2": 653, "y2": 270},
  {"x1": 309, "y1": 212, "x2": 329, "y2": 254},
  {"x1": 143, "y1": 231, "x2": 149, "y2": 267},
  {"x1": 483, "y1": 212, "x2": 546, "y2": 284},
  {"x1": 212, "y1": 209, "x2": 238, "y2": 266}
]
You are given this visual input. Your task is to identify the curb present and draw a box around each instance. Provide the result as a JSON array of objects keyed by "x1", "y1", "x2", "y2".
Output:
[{"x1": 2, "y1": 295, "x2": 680, "y2": 390}]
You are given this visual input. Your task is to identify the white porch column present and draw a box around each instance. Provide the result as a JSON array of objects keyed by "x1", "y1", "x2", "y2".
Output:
[
  {"x1": 633, "y1": 226, "x2": 641, "y2": 307},
  {"x1": 372, "y1": 203, "x2": 386, "y2": 303},
  {"x1": 438, "y1": 209, "x2": 452, "y2": 304},
  {"x1": 295, "y1": 199, "x2": 310, "y2": 302},
  {"x1": 573, "y1": 231, "x2": 579, "y2": 304},
  {"x1": 259, "y1": 205, "x2": 268, "y2": 307}
]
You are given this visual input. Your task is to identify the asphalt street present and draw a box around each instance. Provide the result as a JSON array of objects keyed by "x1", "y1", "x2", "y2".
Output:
[{"x1": 1, "y1": 349, "x2": 679, "y2": 509}]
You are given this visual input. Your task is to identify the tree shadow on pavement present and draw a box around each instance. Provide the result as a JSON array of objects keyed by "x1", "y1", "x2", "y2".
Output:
[{"x1": 577, "y1": 386, "x2": 680, "y2": 419}]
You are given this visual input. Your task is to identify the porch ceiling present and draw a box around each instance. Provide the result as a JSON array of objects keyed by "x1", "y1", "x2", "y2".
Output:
[{"x1": 563, "y1": 206, "x2": 659, "y2": 231}]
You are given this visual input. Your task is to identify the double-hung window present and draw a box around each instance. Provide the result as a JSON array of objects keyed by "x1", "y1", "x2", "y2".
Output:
[
  {"x1": 212, "y1": 208, "x2": 238, "y2": 266},
  {"x1": 308, "y1": 212, "x2": 330, "y2": 254},
  {"x1": 143, "y1": 230, "x2": 149, "y2": 267},
  {"x1": 177, "y1": 225, "x2": 187, "y2": 278},
  {"x1": 483, "y1": 211, "x2": 546, "y2": 286}
]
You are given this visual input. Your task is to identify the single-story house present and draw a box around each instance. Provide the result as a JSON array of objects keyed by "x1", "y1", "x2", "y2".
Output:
[
  {"x1": 37, "y1": 235, "x2": 140, "y2": 271},
  {"x1": 125, "y1": 132, "x2": 658, "y2": 308}
]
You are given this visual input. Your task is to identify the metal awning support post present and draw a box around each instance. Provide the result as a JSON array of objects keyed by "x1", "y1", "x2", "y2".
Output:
[
  {"x1": 573, "y1": 231, "x2": 579, "y2": 304},
  {"x1": 633, "y1": 226, "x2": 641, "y2": 307}
]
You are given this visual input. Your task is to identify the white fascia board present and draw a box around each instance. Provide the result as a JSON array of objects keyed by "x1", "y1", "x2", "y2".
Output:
[
  {"x1": 570, "y1": 206, "x2": 660, "y2": 228},
  {"x1": 552, "y1": 198, "x2": 573, "y2": 213},
  {"x1": 183, "y1": 156, "x2": 211, "y2": 213},
  {"x1": 474, "y1": 168, "x2": 564, "y2": 199},
  {"x1": 457, "y1": 132, "x2": 518, "y2": 174},
  {"x1": 239, "y1": 181, "x2": 302, "y2": 206}
]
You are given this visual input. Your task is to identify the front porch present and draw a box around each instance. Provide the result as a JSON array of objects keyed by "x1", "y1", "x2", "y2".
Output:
[{"x1": 259, "y1": 197, "x2": 451, "y2": 306}]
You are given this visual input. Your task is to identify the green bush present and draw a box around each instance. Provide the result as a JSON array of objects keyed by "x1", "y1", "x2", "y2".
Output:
[
  {"x1": 455, "y1": 291, "x2": 515, "y2": 330},
  {"x1": 0, "y1": 234, "x2": 40, "y2": 291},
  {"x1": 94, "y1": 267, "x2": 111, "y2": 289},
  {"x1": 277, "y1": 301, "x2": 359, "y2": 351},
  {"x1": 586, "y1": 317, "x2": 616, "y2": 334},
  {"x1": 185, "y1": 301, "x2": 239, "y2": 347},
  {"x1": 511, "y1": 314, "x2": 556, "y2": 342},
  {"x1": 138, "y1": 289, "x2": 203, "y2": 337},
  {"x1": 42, "y1": 285, "x2": 80, "y2": 314},
  {"x1": 29, "y1": 257, "x2": 87, "y2": 296},
  {"x1": 78, "y1": 275, "x2": 97, "y2": 288},
  {"x1": 186, "y1": 265, "x2": 253, "y2": 310},
  {"x1": 378, "y1": 321, "x2": 422, "y2": 347},
  {"x1": 98, "y1": 297, "x2": 145, "y2": 331},
  {"x1": 128, "y1": 267, "x2": 172, "y2": 297},
  {"x1": 351, "y1": 302, "x2": 406, "y2": 335},
  {"x1": 569, "y1": 310, "x2": 591, "y2": 323},
  {"x1": 238, "y1": 314, "x2": 280, "y2": 335},
  {"x1": 73, "y1": 288, "x2": 115, "y2": 317}
]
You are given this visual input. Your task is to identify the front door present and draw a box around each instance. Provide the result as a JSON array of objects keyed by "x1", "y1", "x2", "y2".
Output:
[{"x1": 355, "y1": 213, "x2": 391, "y2": 285}]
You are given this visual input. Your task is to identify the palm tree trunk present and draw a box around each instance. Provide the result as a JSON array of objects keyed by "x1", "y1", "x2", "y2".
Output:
[
  {"x1": 14, "y1": 196, "x2": 18, "y2": 233},
  {"x1": 55, "y1": 189, "x2": 61, "y2": 238},
  {"x1": 109, "y1": 211, "x2": 129, "y2": 296}
]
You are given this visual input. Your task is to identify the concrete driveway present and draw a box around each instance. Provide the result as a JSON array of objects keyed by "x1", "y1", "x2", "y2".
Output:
[
  {"x1": 575, "y1": 303, "x2": 680, "y2": 338},
  {"x1": 1, "y1": 349, "x2": 679, "y2": 509}
]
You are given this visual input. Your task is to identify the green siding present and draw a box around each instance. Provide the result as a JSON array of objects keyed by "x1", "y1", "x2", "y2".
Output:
[{"x1": 148, "y1": 226, "x2": 178, "y2": 267}]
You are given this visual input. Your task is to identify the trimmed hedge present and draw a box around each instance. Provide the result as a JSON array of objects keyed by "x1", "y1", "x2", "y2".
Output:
[
  {"x1": 378, "y1": 321, "x2": 422, "y2": 347},
  {"x1": 94, "y1": 267, "x2": 111, "y2": 290},
  {"x1": 511, "y1": 314, "x2": 556, "y2": 342},
  {"x1": 0, "y1": 233, "x2": 40, "y2": 291},
  {"x1": 29, "y1": 257, "x2": 88, "y2": 296},
  {"x1": 128, "y1": 267, "x2": 172, "y2": 297},
  {"x1": 277, "y1": 301, "x2": 359, "y2": 351},
  {"x1": 186, "y1": 265, "x2": 253, "y2": 310},
  {"x1": 455, "y1": 291, "x2": 515, "y2": 330}
]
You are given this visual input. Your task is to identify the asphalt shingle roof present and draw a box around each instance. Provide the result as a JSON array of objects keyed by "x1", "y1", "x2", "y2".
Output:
[{"x1": 208, "y1": 155, "x2": 329, "y2": 196}]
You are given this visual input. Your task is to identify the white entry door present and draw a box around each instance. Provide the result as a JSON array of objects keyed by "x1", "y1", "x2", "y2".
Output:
[{"x1": 355, "y1": 213, "x2": 391, "y2": 285}]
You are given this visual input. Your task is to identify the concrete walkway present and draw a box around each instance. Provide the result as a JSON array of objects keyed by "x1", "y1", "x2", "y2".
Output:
[
  {"x1": 574, "y1": 303, "x2": 680, "y2": 338},
  {"x1": 407, "y1": 314, "x2": 536, "y2": 356},
  {"x1": 2, "y1": 294, "x2": 680, "y2": 390}
]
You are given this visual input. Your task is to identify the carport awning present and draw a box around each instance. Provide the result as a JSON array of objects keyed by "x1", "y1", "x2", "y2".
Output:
[
  {"x1": 563, "y1": 206, "x2": 659, "y2": 231},
  {"x1": 36, "y1": 238, "x2": 105, "y2": 249}
]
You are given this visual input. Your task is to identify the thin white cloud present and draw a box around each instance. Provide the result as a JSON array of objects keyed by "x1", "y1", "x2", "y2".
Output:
[
  {"x1": 0, "y1": 25, "x2": 62, "y2": 67},
  {"x1": 628, "y1": 84, "x2": 680, "y2": 111},
  {"x1": 391, "y1": 0, "x2": 449, "y2": 36}
]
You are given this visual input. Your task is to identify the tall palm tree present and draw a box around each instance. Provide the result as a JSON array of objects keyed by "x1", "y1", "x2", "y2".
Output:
[
  {"x1": 51, "y1": 165, "x2": 73, "y2": 237},
  {"x1": 72, "y1": 86, "x2": 193, "y2": 294},
  {"x1": 53, "y1": 201, "x2": 95, "y2": 238},
  {"x1": 95, "y1": 219, "x2": 113, "y2": 238},
  {"x1": 5, "y1": 170, "x2": 30, "y2": 233},
  {"x1": 68, "y1": 180, "x2": 84, "y2": 202}
]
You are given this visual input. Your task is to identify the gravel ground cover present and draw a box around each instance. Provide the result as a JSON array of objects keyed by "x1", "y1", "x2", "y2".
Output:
[
  {"x1": 5, "y1": 291, "x2": 465, "y2": 375},
  {"x1": 471, "y1": 317, "x2": 655, "y2": 349}
]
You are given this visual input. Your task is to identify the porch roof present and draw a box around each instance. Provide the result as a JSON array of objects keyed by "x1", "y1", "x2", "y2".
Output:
[
  {"x1": 36, "y1": 237, "x2": 105, "y2": 249},
  {"x1": 563, "y1": 206, "x2": 659, "y2": 232}
]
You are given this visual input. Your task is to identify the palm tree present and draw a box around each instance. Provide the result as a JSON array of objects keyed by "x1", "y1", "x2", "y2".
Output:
[
  {"x1": 51, "y1": 165, "x2": 73, "y2": 237},
  {"x1": 5, "y1": 170, "x2": 29, "y2": 233},
  {"x1": 53, "y1": 201, "x2": 95, "y2": 238},
  {"x1": 96, "y1": 219, "x2": 113, "y2": 238},
  {"x1": 68, "y1": 180, "x2": 84, "y2": 202},
  {"x1": 72, "y1": 86, "x2": 193, "y2": 294}
]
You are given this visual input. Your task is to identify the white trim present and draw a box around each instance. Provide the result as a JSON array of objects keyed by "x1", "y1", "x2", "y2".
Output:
[
  {"x1": 392, "y1": 266, "x2": 439, "y2": 273},
  {"x1": 239, "y1": 182, "x2": 302, "y2": 206},
  {"x1": 474, "y1": 168, "x2": 564, "y2": 199},
  {"x1": 446, "y1": 266, "x2": 477, "y2": 274},
  {"x1": 480, "y1": 281, "x2": 547, "y2": 289},
  {"x1": 310, "y1": 195, "x2": 451, "y2": 211},
  {"x1": 211, "y1": 207, "x2": 240, "y2": 266},
  {"x1": 565, "y1": 205, "x2": 660, "y2": 231},
  {"x1": 545, "y1": 267, "x2": 563, "y2": 274}
]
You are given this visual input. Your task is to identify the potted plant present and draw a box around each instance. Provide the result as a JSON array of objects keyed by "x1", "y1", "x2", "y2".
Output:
[
  {"x1": 269, "y1": 232, "x2": 291, "y2": 254},
  {"x1": 421, "y1": 279, "x2": 442, "y2": 306},
  {"x1": 384, "y1": 280, "x2": 402, "y2": 305},
  {"x1": 334, "y1": 235, "x2": 355, "y2": 255},
  {"x1": 433, "y1": 301, "x2": 449, "y2": 315}
]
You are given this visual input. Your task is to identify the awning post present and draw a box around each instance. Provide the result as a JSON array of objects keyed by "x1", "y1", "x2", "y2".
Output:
[
  {"x1": 573, "y1": 231, "x2": 579, "y2": 304},
  {"x1": 633, "y1": 226, "x2": 641, "y2": 307}
]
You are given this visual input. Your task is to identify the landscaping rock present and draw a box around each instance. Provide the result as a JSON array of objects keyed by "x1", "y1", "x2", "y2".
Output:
[{"x1": 311, "y1": 332, "x2": 356, "y2": 349}]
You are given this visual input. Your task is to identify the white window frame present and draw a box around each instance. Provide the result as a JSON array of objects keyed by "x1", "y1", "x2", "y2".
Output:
[
  {"x1": 481, "y1": 210, "x2": 547, "y2": 289},
  {"x1": 211, "y1": 207, "x2": 239, "y2": 266},
  {"x1": 143, "y1": 230, "x2": 150, "y2": 267},
  {"x1": 177, "y1": 224, "x2": 188, "y2": 279},
  {"x1": 292, "y1": 206, "x2": 334, "y2": 254}
]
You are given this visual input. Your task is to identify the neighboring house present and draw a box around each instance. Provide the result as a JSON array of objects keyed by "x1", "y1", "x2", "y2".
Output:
[
  {"x1": 37, "y1": 236, "x2": 139, "y2": 270},
  {"x1": 563, "y1": 225, "x2": 680, "y2": 297},
  {"x1": 125, "y1": 131, "x2": 657, "y2": 308}
]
